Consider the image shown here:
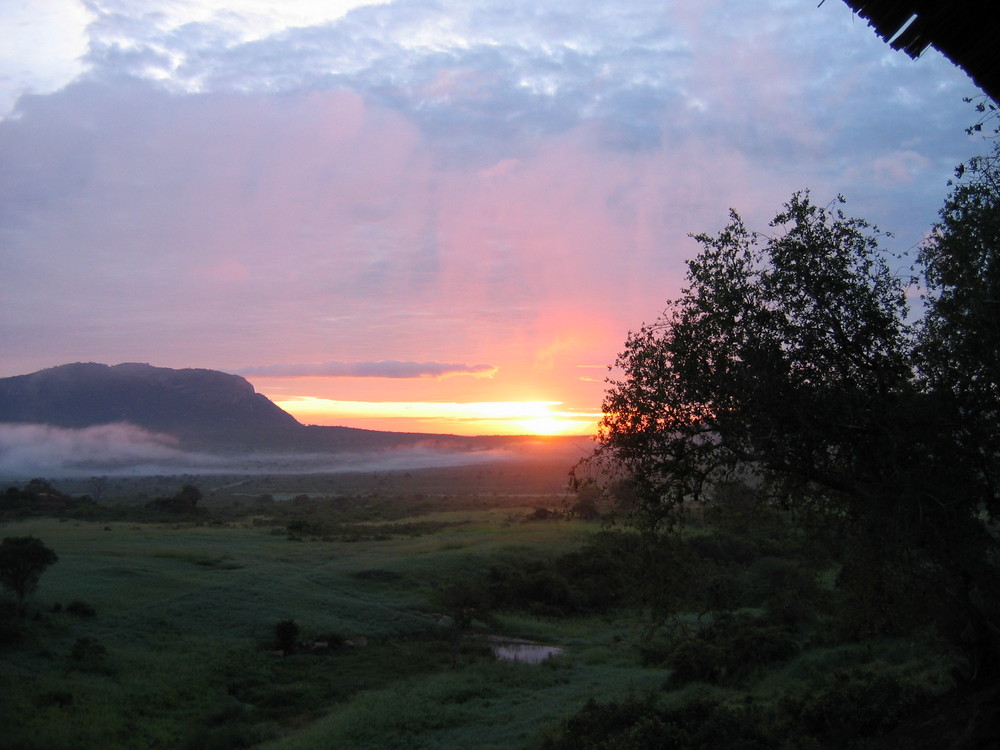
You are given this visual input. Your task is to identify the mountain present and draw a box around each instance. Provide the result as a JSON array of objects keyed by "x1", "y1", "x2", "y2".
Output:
[{"x1": 0, "y1": 363, "x2": 305, "y2": 449}]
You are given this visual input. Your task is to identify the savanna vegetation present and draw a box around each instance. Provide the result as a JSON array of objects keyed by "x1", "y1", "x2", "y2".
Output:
[{"x1": 3, "y1": 114, "x2": 999, "y2": 749}]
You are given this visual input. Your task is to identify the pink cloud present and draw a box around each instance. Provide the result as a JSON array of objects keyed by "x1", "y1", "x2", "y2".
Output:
[
  {"x1": 872, "y1": 150, "x2": 932, "y2": 185},
  {"x1": 238, "y1": 361, "x2": 497, "y2": 378},
  {"x1": 1, "y1": 83, "x2": 815, "y2": 404}
]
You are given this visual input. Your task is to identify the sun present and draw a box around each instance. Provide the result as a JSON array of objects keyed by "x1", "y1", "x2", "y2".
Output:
[
  {"x1": 485, "y1": 400, "x2": 586, "y2": 436},
  {"x1": 514, "y1": 414, "x2": 579, "y2": 436}
]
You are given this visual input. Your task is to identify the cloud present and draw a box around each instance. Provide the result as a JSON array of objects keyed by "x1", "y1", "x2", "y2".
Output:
[
  {"x1": 0, "y1": 0, "x2": 987, "y2": 426},
  {"x1": 236, "y1": 361, "x2": 498, "y2": 378},
  {"x1": 0, "y1": 0, "x2": 93, "y2": 117},
  {"x1": 64, "y1": 0, "x2": 977, "y2": 169},
  {"x1": 69, "y1": 0, "x2": 702, "y2": 162}
]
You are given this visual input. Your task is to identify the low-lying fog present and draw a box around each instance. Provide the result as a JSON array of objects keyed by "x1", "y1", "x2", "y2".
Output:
[{"x1": 0, "y1": 422, "x2": 520, "y2": 479}]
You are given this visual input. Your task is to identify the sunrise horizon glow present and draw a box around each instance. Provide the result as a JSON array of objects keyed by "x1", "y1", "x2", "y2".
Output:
[{"x1": 269, "y1": 394, "x2": 602, "y2": 436}]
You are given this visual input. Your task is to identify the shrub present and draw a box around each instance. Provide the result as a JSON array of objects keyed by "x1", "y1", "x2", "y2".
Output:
[
  {"x1": 36, "y1": 690, "x2": 74, "y2": 708},
  {"x1": 570, "y1": 498, "x2": 601, "y2": 520},
  {"x1": 527, "y1": 507, "x2": 556, "y2": 521},
  {"x1": 667, "y1": 636, "x2": 726, "y2": 684},
  {"x1": 66, "y1": 599, "x2": 96, "y2": 618},
  {"x1": 667, "y1": 614, "x2": 800, "y2": 686},
  {"x1": 687, "y1": 531, "x2": 759, "y2": 565},
  {"x1": 148, "y1": 484, "x2": 202, "y2": 514},
  {"x1": 783, "y1": 667, "x2": 927, "y2": 743},
  {"x1": 0, "y1": 615, "x2": 22, "y2": 646},
  {"x1": 71, "y1": 636, "x2": 107, "y2": 661},
  {"x1": 0, "y1": 536, "x2": 59, "y2": 615},
  {"x1": 540, "y1": 694, "x2": 772, "y2": 750},
  {"x1": 69, "y1": 636, "x2": 113, "y2": 674},
  {"x1": 273, "y1": 619, "x2": 300, "y2": 653}
]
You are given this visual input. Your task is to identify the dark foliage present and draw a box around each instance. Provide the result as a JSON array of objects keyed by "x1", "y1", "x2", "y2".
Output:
[
  {"x1": 0, "y1": 536, "x2": 58, "y2": 615},
  {"x1": 1, "y1": 479, "x2": 100, "y2": 520},
  {"x1": 781, "y1": 668, "x2": 929, "y2": 744},
  {"x1": 539, "y1": 694, "x2": 772, "y2": 750},
  {"x1": 541, "y1": 668, "x2": 934, "y2": 750},
  {"x1": 476, "y1": 533, "x2": 656, "y2": 617},
  {"x1": 273, "y1": 619, "x2": 300, "y2": 653},
  {"x1": 148, "y1": 484, "x2": 203, "y2": 514},
  {"x1": 576, "y1": 185, "x2": 1000, "y2": 680},
  {"x1": 71, "y1": 636, "x2": 107, "y2": 661},
  {"x1": 663, "y1": 613, "x2": 800, "y2": 685},
  {"x1": 69, "y1": 636, "x2": 113, "y2": 674},
  {"x1": 65, "y1": 599, "x2": 96, "y2": 618}
]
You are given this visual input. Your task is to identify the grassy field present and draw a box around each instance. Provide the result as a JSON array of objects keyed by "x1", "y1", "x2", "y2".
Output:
[
  {"x1": 0, "y1": 461, "x2": 668, "y2": 750},
  {"x1": 1, "y1": 459, "x2": 961, "y2": 749}
]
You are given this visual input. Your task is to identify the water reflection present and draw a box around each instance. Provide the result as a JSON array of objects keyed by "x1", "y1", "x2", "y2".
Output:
[{"x1": 490, "y1": 640, "x2": 564, "y2": 664}]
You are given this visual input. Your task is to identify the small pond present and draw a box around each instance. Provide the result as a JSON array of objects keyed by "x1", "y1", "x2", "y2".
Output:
[{"x1": 488, "y1": 638, "x2": 565, "y2": 664}]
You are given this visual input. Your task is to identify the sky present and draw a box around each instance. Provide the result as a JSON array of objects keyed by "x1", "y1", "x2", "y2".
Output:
[{"x1": 0, "y1": 0, "x2": 989, "y2": 436}]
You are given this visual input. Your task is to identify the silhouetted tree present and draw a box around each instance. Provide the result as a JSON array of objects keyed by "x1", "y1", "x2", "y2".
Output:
[
  {"x1": 273, "y1": 619, "x2": 300, "y2": 653},
  {"x1": 577, "y1": 189, "x2": 1000, "y2": 674},
  {"x1": 0, "y1": 536, "x2": 59, "y2": 616},
  {"x1": 913, "y1": 137, "x2": 1000, "y2": 679},
  {"x1": 917, "y1": 137, "x2": 1000, "y2": 512},
  {"x1": 149, "y1": 484, "x2": 202, "y2": 513},
  {"x1": 174, "y1": 484, "x2": 202, "y2": 509},
  {"x1": 582, "y1": 192, "x2": 912, "y2": 531}
]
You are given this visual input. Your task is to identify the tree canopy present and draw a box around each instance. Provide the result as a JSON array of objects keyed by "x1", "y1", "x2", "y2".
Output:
[
  {"x1": 917, "y1": 140, "x2": 1000, "y2": 517},
  {"x1": 586, "y1": 192, "x2": 913, "y2": 528},
  {"x1": 578, "y1": 153, "x2": 1000, "y2": 678},
  {"x1": 0, "y1": 536, "x2": 59, "y2": 616}
]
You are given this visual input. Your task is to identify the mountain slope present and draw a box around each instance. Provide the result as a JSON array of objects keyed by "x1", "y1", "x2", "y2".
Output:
[{"x1": 0, "y1": 362, "x2": 304, "y2": 449}]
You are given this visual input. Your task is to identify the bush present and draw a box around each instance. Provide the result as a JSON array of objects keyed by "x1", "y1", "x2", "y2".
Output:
[
  {"x1": 527, "y1": 507, "x2": 557, "y2": 521},
  {"x1": 687, "y1": 531, "x2": 759, "y2": 565},
  {"x1": 0, "y1": 536, "x2": 59, "y2": 615},
  {"x1": 667, "y1": 614, "x2": 800, "y2": 686},
  {"x1": 66, "y1": 599, "x2": 96, "y2": 618},
  {"x1": 69, "y1": 636, "x2": 113, "y2": 674},
  {"x1": 477, "y1": 532, "x2": 661, "y2": 617},
  {"x1": 782, "y1": 667, "x2": 928, "y2": 743},
  {"x1": 273, "y1": 619, "x2": 300, "y2": 653},
  {"x1": 539, "y1": 694, "x2": 772, "y2": 750},
  {"x1": 36, "y1": 690, "x2": 73, "y2": 708},
  {"x1": 71, "y1": 636, "x2": 107, "y2": 661},
  {"x1": 667, "y1": 636, "x2": 726, "y2": 684},
  {"x1": 148, "y1": 484, "x2": 202, "y2": 514},
  {"x1": 570, "y1": 498, "x2": 601, "y2": 520},
  {"x1": 0, "y1": 615, "x2": 22, "y2": 646}
]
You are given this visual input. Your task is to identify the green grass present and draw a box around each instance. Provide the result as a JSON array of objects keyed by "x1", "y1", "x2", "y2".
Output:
[
  {"x1": 0, "y1": 508, "x2": 625, "y2": 750},
  {"x1": 258, "y1": 657, "x2": 666, "y2": 750}
]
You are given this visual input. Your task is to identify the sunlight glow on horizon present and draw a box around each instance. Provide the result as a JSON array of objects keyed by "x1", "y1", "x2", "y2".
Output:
[{"x1": 273, "y1": 396, "x2": 601, "y2": 436}]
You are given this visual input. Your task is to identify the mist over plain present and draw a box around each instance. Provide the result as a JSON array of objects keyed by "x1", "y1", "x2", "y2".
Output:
[{"x1": 0, "y1": 422, "x2": 523, "y2": 479}]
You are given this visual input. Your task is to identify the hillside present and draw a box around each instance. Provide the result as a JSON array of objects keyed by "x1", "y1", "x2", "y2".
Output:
[{"x1": 0, "y1": 363, "x2": 306, "y2": 450}]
